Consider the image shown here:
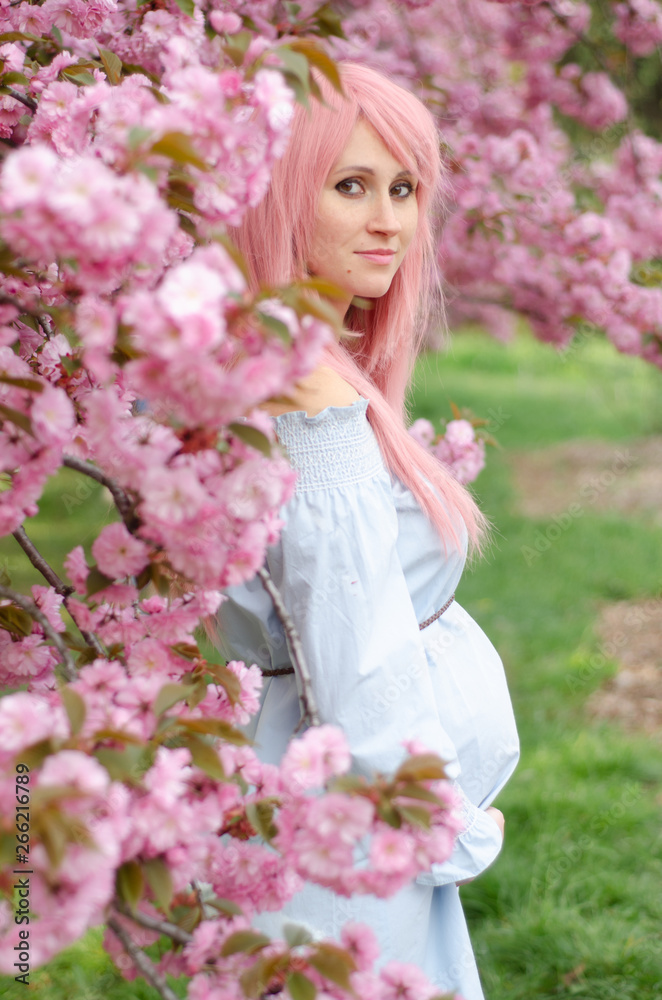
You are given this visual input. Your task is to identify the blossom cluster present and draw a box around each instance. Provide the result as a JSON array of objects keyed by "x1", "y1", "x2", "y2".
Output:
[
  {"x1": 334, "y1": 0, "x2": 662, "y2": 366},
  {"x1": 0, "y1": 674, "x2": 461, "y2": 999},
  {"x1": 410, "y1": 417, "x2": 487, "y2": 485}
]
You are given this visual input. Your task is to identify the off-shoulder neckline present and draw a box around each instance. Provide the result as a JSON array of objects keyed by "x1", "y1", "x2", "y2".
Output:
[{"x1": 270, "y1": 395, "x2": 369, "y2": 425}]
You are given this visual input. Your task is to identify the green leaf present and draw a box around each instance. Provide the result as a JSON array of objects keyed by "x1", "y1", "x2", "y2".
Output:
[
  {"x1": 15, "y1": 738, "x2": 55, "y2": 771},
  {"x1": 206, "y1": 661, "x2": 241, "y2": 704},
  {"x1": 221, "y1": 929, "x2": 271, "y2": 957},
  {"x1": 94, "y1": 744, "x2": 148, "y2": 783},
  {"x1": 169, "y1": 641, "x2": 200, "y2": 661},
  {"x1": 143, "y1": 856, "x2": 173, "y2": 912},
  {"x1": 312, "y1": 4, "x2": 345, "y2": 40},
  {"x1": 153, "y1": 681, "x2": 195, "y2": 716},
  {"x1": 182, "y1": 733, "x2": 226, "y2": 780},
  {"x1": 0, "y1": 31, "x2": 40, "y2": 43},
  {"x1": 287, "y1": 971, "x2": 317, "y2": 1000},
  {"x1": 98, "y1": 46, "x2": 122, "y2": 85},
  {"x1": 128, "y1": 126, "x2": 152, "y2": 150},
  {"x1": 376, "y1": 800, "x2": 401, "y2": 827},
  {"x1": 221, "y1": 30, "x2": 253, "y2": 67},
  {"x1": 150, "y1": 132, "x2": 208, "y2": 171},
  {"x1": 349, "y1": 295, "x2": 373, "y2": 311},
  {"x1": 276, "y1": 46, "x2": 310, "y2": 89},
  {"x1": 287, "y1": 40, "x2": 343, "y2": 95},
  {"x1": 227, "y1": 421, "x2": 273, "y2": 457},
  {"x1": 0, "y1": 831, "x2": 16, "y2": 867},
  {"x1": 240, "y1": 954, "x2": 286, "y2": 999},
  {"x1": 116, "y1": 860, "x2": 144, "y2": 912},
  {"x1": 245, "y1": 800, "x2": 278, "y2": 842},
  {"x1": 283, "y1": 922, "x2": 314, "y2": 948},
  {"x1": 177, "y1": 213, "x2": 199, "y2": 239},
  {"x1": 0, "y1": 565, "x2": 10, "y2": 586},
  {"x1": 327, "y1": 774, "x2": 366, "y2": 793},
  {"x1": 256, "y1": 311, "x2": 292, "y2": 343},
  {"x1": 0, "y1": 401, "x2": 34, "y2": 437},
  {"x1": 295, "y1": 276, "x2": 347, "y2": 299},
  {"x1": 146, "y1": 85, "x2": 170, "y2": 105},
  {"x1": 60, "y1": 355, "x2": 82, "y2": 375},
  {"x1": 394, "y1": 753, "x2": 447, "y2": 783},
  {"x1": 0, "y1": 373, "x2": 43, "y2": 392},
  {"x1": 1, "y1": 71, "x2": 30, "y2": 87},
  {"x1": 60, "y1": 686, "x2": 86, "y2": 737},
  {"x1": 394, "y1": 782, "x2": 441, "y2": 805},
  {"x1": 60, "y1": 66, "x2": 96, "y2": 86},
  {"x1": 397, "y1": 803, "x2": 432, "y2": 830},
  {"x1": 308, "y1": 943, "x2": 356, "y2": 992},
  {"x1": 85, "y1": 566, "x2": 115, "y2": 597},
  {"x1": 37, "y1": 810, "x2": 69, "y2": 868},
  {"x1": 0, "y1": 604, "x2": 33, "y2": 637},
  {"x1": 180, "y1": 717, "x2": 248, "y2": 744},
  {"x1": 207, "y1": 896, "x2": 243, "y2": 917},
  {"x1": 173, "y1": 0, "x2": 195, "y2": 16}
]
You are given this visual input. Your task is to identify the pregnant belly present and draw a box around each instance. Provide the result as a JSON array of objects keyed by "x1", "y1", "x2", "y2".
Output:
[{"x1": 421, "y1": 601, "x2": 519, "y2": 807}]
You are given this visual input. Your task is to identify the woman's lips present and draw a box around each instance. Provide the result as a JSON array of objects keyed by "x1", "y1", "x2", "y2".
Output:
[{"x1": 354, "y1": 250, "x2": 396, "y2": 265}]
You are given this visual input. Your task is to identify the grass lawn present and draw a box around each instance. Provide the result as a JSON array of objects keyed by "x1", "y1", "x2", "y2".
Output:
[
  {"x1": 1, "y1": 328, "x2": 661, "y2": 999},
  {"x1": 413, "y1": 329, "x2": 662, "y2": 999}
]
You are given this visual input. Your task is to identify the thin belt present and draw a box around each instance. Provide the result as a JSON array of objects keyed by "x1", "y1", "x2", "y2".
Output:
[{"x1": 260, "y1": 593, "x2": 455, "y2": 677}]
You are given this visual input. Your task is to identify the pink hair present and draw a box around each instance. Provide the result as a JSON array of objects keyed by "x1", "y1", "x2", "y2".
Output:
[{"x1": 231, "y1": 62, "x2": 486, "y2": 551}]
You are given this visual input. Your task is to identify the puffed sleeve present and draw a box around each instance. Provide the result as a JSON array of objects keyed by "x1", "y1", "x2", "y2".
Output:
[{"x1": 219, "y1": 398, "x2": 505, "y2": 885}]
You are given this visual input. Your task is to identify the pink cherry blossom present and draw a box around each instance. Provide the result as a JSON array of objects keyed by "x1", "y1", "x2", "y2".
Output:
[
  {"x1": 92, "y1": 522, "x2": 150, "y2": 579},
  {"x1": 0, "y1": 691, "x2": 68, "y2": 756},
  {"x1": 64, "y1": 545, "x2": 90, "y2": 594}
]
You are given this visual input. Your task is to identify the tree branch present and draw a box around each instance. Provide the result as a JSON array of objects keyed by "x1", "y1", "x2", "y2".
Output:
[
  {"x1": 12, "y1": 526, "x2": 72, "y2": 596},
  {"x1": 11, "y1": 525, "x2": 105, "y2": 657},
  {"x1": 36, "y1": 313, "x2": 55, "y2": 339},
  {"x1": 5, "y1": 88, "x2": 37, "y2": 112},
  {"x1": 62, "y1": 455, "x2": 133, "y2": 524},
  {"x1": 106, "y1": 915, "x2": 182, "y2": 1000},
  {"x1": 0, "y1": 584, "x2": 76, "y2": 681},
  {"x1": 113, "y1": 900, "x2": 193, "y2": 947},
  {"x1": 257, "y1": 566, "x2": 320, "y2": 728}
]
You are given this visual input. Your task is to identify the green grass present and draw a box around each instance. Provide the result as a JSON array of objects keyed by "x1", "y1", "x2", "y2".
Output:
[
  {"x1": 2, "y1": 327, "x2": 661, "y2": 998},
  {"x1": 412, "y1": 328, "x2": 662, "y2": 1000}
]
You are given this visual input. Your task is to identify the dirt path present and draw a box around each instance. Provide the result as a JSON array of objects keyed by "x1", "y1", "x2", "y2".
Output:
[
  {"x1": 509, "y1": 436, "x2": 662, "y2": 736},
  {"x1": 508, "y1": 436, "x2": 662, "y2": 524}
]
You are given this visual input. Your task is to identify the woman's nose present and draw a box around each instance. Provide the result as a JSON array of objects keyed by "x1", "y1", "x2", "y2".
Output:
[{"x1": 366, "y1": 193, "x2": 402, "y2": 236}]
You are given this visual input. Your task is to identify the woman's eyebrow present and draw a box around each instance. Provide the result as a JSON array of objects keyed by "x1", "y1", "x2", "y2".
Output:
[{"x1": 331, "y1": 165, "x2": 415, "y2": 180}]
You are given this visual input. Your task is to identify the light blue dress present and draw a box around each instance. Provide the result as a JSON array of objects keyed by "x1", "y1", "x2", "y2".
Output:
[{"x1": 217, "y1": 396, "x2": 519, "y2": 1000}]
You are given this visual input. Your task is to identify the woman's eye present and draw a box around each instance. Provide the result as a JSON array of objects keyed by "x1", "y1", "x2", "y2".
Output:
[
  {"x1": 391, "y1": 181, "x2": 415, "y2": 198},
  {"x1": 336, "y1": 179, "x2": 363, "y2": 196}
]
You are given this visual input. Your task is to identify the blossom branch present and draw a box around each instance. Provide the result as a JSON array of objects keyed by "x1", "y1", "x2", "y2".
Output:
[
  {"x1": 62, "y1": 455, "x2": 133, "y2": 524},
  {"x1": 10, "y1": 526, "x2": 104, "y2": 657},
  {"x1": 36, "y1": 313, "x2": 54, "y2": 339},
  {"x1": 12, "y1": 526, "x2": 73, "y2": 596},
  {"x1": 106, "y1": 916, "x2": 181, "y2": 1000},
  {"x1": 112, "y1": 900, "x2": 193, "y2": 947},
  {"x1": 257, "y1": 565, "x2": 320, "y2": 728},
  {"x1": 4, "y1": 89, "x2": 37, "y2": 113},
  {"x1": 0, "y1": 584, "x2": 76, "y2": 681}
]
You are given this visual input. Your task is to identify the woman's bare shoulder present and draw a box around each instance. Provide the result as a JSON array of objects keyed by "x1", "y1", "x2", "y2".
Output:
[{"x1": 258, "y1": 365, "x2": 361, "y2": 418}]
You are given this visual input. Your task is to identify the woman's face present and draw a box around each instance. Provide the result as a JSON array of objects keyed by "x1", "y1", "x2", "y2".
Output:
[{"x1": 307, "y1": 119, "x2": 419, "y2": 317}]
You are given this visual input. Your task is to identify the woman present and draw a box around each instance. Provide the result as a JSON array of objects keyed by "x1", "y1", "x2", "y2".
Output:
[{"x1": 217, "y1": 62, "x2": 519, "y2": 1000}]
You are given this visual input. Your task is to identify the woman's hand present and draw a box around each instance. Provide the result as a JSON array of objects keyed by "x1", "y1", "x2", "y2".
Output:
[
  {"x1": 486, "y1": 805, "x2": 505, "y2": 840},
  {"x1": 456, "y1": 806, "x2": 505, "y2": 887}
]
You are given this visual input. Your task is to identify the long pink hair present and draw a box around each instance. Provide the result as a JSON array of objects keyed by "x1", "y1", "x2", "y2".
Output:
[{"x1": 231, "y1": 62, "x2": 486, "y2": 551}]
